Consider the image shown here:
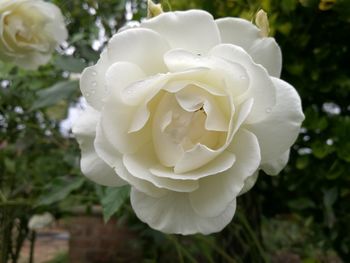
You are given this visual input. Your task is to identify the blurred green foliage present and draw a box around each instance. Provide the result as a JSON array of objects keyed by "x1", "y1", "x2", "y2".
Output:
[{"x1": 0, "y1": 0, "x2": 349, "y2": 262}]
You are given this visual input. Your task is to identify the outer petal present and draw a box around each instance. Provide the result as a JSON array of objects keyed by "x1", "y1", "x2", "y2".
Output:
[
  {"x1": 13, "y1": 52, "x2": 51, "y2": 70},
  {"x1": 141, "y1": 10, "x2": 220, "y2": 54},
  {"x1": 72, "y1": 106, "x2": 125, "y2": 186},
  {"x1": 131, "y1": 188, "x2": 236, "y2": 235},
  {"x1": 216, "y1": 18, "x2": 282, "y2": 77},
  {"x1": 239, "y1": 171, "x2": 259, "y2": 195},
  {"x1": 189, "y1": 129, "x2": 261, "y2": 217},
  {"x1": 246, "y1": 78, "x2": 304, "y2": 163},
  {"x1": 216, "y1": 18, "x2": 260, "y2": 50},
  {"x1": 260, "y1": 150, "x2": 290, "y2": 175},
  {"x1": 94, "y1": 124, "x2": 166, "y2": 198},
  {"x1": 34, "y1": 1, "x2": 68, "y2": 43},
  {"x1": 108, "y1": 28, "x2": 170, "y2": 75},
  {"x1": 210, "y1": 44, "x2": 276, "y2": 123},
  {"x1": 80, "y1": 27, "x2": 170, "y2": 110},
  {"x1": 80, "y1": 50, "x2": 113, "y2": 110},
  {"x1": 248, "y1": 38, "x2": 282, "y2": 78},
  {"x1": 99, "y1": 62, "x2": 150, "y2": 154}
]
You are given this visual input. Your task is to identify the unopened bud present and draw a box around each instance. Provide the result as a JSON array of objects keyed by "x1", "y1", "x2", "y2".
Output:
[
  {"x1": 255, "y1": 9, "x2": 270, "y2": 37},
  {"x1": 147, "y1": 0, "x2": 163, "y2": 18},
  {"x1": 319, "y1": 0, "x2": 336, "y2": 11}
]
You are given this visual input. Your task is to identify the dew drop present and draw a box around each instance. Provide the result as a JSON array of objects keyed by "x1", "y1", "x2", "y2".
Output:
[
  {"x1": 126, "y1": 88, "x2": 134, "y2": 95},
  {"x1": 92, "y1": 70, "x2": 97, "y2": 76},
  {"x1": 265, "y1": 107, "x2": 272, "y2": 113},
  {"x1": 86, "y1": 92, "x2": 90, "y2": 97},
  {"x1": 239, "y1": 75, "x2": 247, "y2": 80},
  {"x1": 91, "y1": 90, "x2": 96, "y2": 94},
  {"x1": 92, "y1": 81, "x2": 97, "y2": 86}
]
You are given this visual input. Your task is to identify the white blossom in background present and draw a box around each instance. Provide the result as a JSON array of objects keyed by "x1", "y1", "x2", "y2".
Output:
[
  {"x1": 73, "y1": 9, "x2": 304, "y2": 235},
  {"x1": 0, "y1": 0, "x2": 67, "y2": 69},
  {"x1": 28, "y1": 212, "x2": 54, "y2": 230}
]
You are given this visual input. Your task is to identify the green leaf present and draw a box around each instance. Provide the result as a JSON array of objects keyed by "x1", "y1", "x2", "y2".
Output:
[
  {"x1": 31, "y1": 80, "x2": 78, "y2": 110},
  {"x1": 38, "y1": 177, "x2": 85, "y2": 206},
  {"x1": 55, "y1": 55, "x2": 87, "y2": 73},
  {"x1": 101, "y1": 185, "x2": 130, "y2": 223},
  {"x1": 288, "y1": 198, "x2": 316, "y2": 210}
]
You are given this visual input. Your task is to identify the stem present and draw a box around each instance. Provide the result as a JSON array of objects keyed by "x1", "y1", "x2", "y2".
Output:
[
  {"x1": 173, "y1": 237, "x2": 184, "y2": 263},
  {"x1": 28, "y1": 231, "x2": 36, "y2": 263},
  {"x1": 236, "y1": 212, "x2": 269, "y2": 263},
  {"x1": 0, "y1": 190, "x2": 7, "y2": 202},
  {"x1": 166, "y1": 235, "x2": 196, "y2": 263},
  {"x1": 195, "y1": 235, "x2": 237, "y2": 263}
]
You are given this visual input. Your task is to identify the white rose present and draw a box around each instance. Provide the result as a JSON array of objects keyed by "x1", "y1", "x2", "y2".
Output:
[
  {"x1": 0, "y1": 0, "x2": 67, "y2": 69},
  {"x1": 28, "y1": 212, "x2": 54, "y2": 230},
  {"x1": 73, "y1": 10, "x2": 304, "y2": 235}
]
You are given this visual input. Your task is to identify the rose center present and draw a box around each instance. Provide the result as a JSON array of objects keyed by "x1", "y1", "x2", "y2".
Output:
[
  {"x1": 152, "y1": 89, "x2": 228, "y2": 168},
  {"x1": 164, "y1": 106, "x2": 210, "y2": 150}
]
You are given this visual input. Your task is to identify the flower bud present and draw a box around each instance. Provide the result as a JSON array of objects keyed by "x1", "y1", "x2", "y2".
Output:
[
  {"x1": 255, "y1": 9, "x2": 270, "y2": 37},
  {"x1": 147, "y1": 0, "x2": 163, "y2": 18}
]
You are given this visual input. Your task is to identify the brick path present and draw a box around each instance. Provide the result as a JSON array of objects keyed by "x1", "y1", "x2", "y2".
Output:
[{"x1": 19, "y1": 224, "x2": 69, "y2": 263}]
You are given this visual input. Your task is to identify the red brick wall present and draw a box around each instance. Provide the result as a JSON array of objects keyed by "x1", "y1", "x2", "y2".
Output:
[{"x1": 68, "y1": 216, "x2": 141, "y2": 263}]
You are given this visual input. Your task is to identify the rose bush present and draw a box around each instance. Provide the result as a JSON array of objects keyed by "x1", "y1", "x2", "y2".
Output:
[
  {"x1": 0, "y1": 0, "x2": 67, "y2": 69},
  {"x1": 73, "y1": 10, "x2": 304, "y2": 234}
]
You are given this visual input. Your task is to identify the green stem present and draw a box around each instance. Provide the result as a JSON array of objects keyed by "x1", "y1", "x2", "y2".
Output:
[
  {"x1": 172, "y1": 237, "x2": 184, "y2": 263},
  {"x1": 29, "y1": 231, "x2": 36, "y2": 263},
  {"x1": 195, "y1": 235, "x2": 237, "y2": 263},
  {"x1": 0, "y1": 190, "x2": 7, "y2": 202},
  {"x1": 166, "y1": 235, "x2": 196, "y2": 263},
  {"x1": 236, "y1": 212, "x2": 269, "y2": 263}
]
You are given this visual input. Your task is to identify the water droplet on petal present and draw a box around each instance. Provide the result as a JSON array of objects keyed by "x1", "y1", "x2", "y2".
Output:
[
  {"x1": 240, "y1": 75, "x2": 247, "y2": 80},
  {"x1": 92, "y1": 81, "x2": 97, "y2": 86},
  {"x1": 86, "y1": 92, "x2": 90, "y2": 97},
  {"x1": 92, "y1": 70, "x2": 97, "y2": 76},
  {"x1": 265, "y1": 107, "x2": 272, "y2": 113}
]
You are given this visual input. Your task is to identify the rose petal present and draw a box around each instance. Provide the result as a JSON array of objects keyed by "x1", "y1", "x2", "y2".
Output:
[
  {"x1": 174, "y1": 85, "x2": 230, "y2": 132},
  {"x1": 94, "y1": 124, "x2": 167, "y2": 198},
  {"x1": 72, "y1": 106, "x2": 126, "y2": 186},
  {"x1": 164, "y1": 49, "x2": 249, "y2": 97},
  {"x1": 261, "y1": 150, "x2": 290, "y2": 176},
  {"x1": 150, "y1": 150, "x2": 235, "y2": 180},
  {"x1": 210, "y1": 44, "x2": 276, "y2": 123},
  {"x1": 100, "y1": 100, "x2": 152, "y2": 154},
  {"x1": 216, "y1": 17, "x2": 260, "y2": 51},
  {"x1": 123, "y1": 143, "x2": 199, "y2": 192},
  {"x1": 108, "y1": 28, "x2": 170, "y2": 75},
  {"x1": 100, "y1": 62, "x2": 153, "y2": 154},
  {"x1": 34, "y1": 1, "x2": 68, "y2": 43},
  {"x1": 79, "y1": 51, "x2": 116, "y2": 110},
  {"x1": 131, "y1": 188, "x2": 236, "y2": 235},
  {"x1": 216, "y1": 17, "x2": 282, "y2": 77},
  {"x1": 246, "y1": 77, "x2": 304, "y2": 163},
  {"x1": 142, "y1": 10, "x2": 220, "y2": 54},
  {"x1": 165, "y1": 78, "x2": 227, "y2": 96},
  {"x1": 248, "y1": 37, "x2": 282, "y2": 78},
  {"x1": 189, "y1": 129, "x2": 260, "y2": 217},
  {"x1": 152, "y1": 95, "x2": 185, "y2": 167},
  {"x1": 174, "y1": 144, "x2": 221, "y2": 174},
  {"x1": 238, "y1": 171, "x2": 259, "y2": 195}
]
